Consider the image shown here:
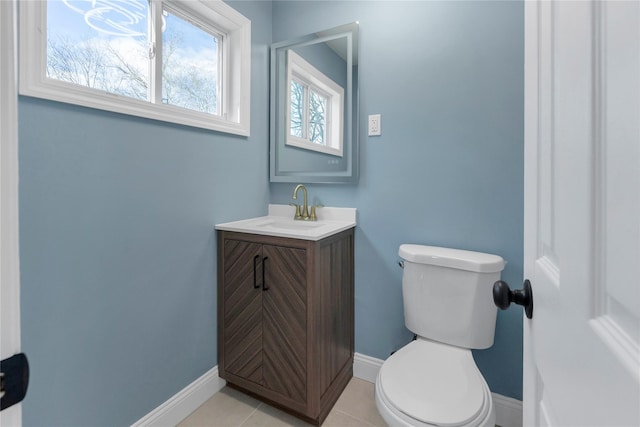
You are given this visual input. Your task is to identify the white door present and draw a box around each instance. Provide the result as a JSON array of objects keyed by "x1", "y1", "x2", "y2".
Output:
[
  {"x1": 1, "y1": 0, "x2": 23, "y2": 425},
  {"x1": 523, "y1": 0, "x2": 640, "y2": 426}
]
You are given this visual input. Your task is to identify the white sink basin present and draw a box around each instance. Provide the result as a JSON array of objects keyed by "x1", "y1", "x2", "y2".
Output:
[{"x1": 215, "y1": 204, "x2": 356, "y2": 241}]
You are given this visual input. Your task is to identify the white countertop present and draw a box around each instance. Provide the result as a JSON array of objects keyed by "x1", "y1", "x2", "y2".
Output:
[{"x1": 215, "y1": 204, "x2": 356, "y2": 241}]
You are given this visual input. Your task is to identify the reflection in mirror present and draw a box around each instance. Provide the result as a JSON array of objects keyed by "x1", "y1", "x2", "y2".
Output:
[
  {"x1": 287, "y1": 49, "x2": 344, "y2": 157},
  {"x1": 270, "y1": 22, "x2": 358, "y2": 183}
]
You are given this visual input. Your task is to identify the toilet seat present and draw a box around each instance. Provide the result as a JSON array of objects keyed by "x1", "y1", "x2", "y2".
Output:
[{"x1": 375, "y1": 339, "x2": 494, "y2": 427}]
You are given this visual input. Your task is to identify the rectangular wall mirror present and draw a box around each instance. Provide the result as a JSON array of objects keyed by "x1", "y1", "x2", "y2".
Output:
[{"x1": 270, "y1": 22, "x2": 359, "y2": 184}]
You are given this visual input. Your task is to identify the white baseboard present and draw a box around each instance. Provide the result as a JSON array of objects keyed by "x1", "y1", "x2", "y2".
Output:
[
  {"x1": 132, "y1": 355, "x2": 522, "y2": 427},
  {"x1": 491, "y1": 393, "x2": 523, "y2": 427},
  {"x1": 353, "y1": 352, "x2": 383, "y2": 383},
  {"x1": 354, "y1": 352, "x2": 523, "y2": 427},
  {"x1": 131, "y1": 367, "x2": 226, "y2": 427}
]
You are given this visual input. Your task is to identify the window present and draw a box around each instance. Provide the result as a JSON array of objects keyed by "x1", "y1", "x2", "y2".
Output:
[
  {"x1": 20, "y1": 0, "x2": 251, "y2": 136},
  {"x1": 286, "y1": 50, "x2": 344, "y2": 157}
]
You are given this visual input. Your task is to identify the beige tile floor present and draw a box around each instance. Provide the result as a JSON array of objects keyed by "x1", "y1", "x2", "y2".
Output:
[{"x1": 178, "y1": 378, "x2": 387, "y2": 427}]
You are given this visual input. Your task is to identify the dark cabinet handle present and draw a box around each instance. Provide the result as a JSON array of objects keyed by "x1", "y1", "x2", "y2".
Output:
[
  {"x1": 1, "y1": 353, "x2": 29, "y2": 410},
  {"x1": 253, "y1": 255, "x2": 260, "y2": 289},
  {"x1": 493, "y1": 279, "x2": 534, "y2": 319},
  {"x1": 262, "y1": 256, "x2": 269, "y2": 291}
]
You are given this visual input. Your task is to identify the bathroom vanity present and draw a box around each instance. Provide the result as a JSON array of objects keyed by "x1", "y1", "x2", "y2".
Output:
[{"x1": 215, "y1": 205, "x2": 356, "y2": 425}]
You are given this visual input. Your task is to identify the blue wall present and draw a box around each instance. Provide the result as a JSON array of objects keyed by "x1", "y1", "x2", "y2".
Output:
[
  {"x1": 270, "y1": 1, "x2": 524, "y2": 400},
  {"x1": 18, "y1": 1, "x2": 523, "y2": 425},
  {"x1": 18, "y1": 2, "x2": 271, "y2": 425}
]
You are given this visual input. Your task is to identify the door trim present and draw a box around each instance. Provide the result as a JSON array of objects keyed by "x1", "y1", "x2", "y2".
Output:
[
  {"x1": 522, "y1": 0, "x2": 540, "y2": 424},
  {"x1": 0, "y1": 0, "x2": 22, "y2": 424}
]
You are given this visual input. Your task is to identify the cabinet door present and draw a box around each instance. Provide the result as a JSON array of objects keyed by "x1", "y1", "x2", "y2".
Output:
[
  {"x1": 222, "y1": 240, "x2": 264, "y2": 385},
  {"x1": 262, "y1": 244, "x2": 307, "y2": 404}
]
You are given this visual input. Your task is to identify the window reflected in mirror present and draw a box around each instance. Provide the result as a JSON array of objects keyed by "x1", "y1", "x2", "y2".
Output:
[{"x1": 286, "y1": 50, "x2": 343, "y2": 157}]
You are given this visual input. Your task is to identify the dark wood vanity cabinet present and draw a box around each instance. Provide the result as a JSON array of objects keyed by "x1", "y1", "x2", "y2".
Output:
[{"x1": 217, "y1": 228, "x2": 354, "y2": 425}]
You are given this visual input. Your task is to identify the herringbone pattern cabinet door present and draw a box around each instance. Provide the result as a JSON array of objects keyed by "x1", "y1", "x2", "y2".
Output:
[
  {"x1": 262, "y1": 244, "x2": 307, "y2": 404},
  {"x1": 222, "y1": 240, "x2": 264, "y2": 385}
]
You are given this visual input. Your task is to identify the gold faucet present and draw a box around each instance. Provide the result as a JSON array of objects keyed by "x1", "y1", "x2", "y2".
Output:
[{"x1": 292, "y1": 184, "x2": 311, "y2": 220}]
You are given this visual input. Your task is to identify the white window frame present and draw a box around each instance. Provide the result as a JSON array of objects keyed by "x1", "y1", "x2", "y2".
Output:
[
  {"x1": 286, "y1": 50, "x2": 344, "y2": 157},
  {"x1": 19, "y1": 0, "x2": 251, "y2": 136}
]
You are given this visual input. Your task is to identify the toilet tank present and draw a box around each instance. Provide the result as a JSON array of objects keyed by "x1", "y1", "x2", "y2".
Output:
[{"x1": 399, "y1": 244, "x2": 506, "y2": 349}]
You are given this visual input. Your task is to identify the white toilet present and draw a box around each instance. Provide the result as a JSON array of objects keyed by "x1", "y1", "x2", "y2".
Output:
[{"x1": 375, "y1": 244, "x2": 506, "y2": 427}]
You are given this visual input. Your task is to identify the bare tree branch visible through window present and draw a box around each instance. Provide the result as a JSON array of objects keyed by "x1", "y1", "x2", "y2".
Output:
[{"x1": 47, "y1": 29, "x2": 218, "y2": 114}]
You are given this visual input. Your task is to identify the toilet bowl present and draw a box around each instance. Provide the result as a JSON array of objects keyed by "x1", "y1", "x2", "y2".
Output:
[
  {"x1": 375, "y1": 245, "x2": 505, "y2": 427},
  {"x1": 375, "y1": 339, "x2": 494, "y2": 427}
]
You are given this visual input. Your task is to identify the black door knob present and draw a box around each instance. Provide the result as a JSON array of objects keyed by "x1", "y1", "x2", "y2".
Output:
[{"x1": 493, "y1": 279, "x2": 533, "y2": 319}]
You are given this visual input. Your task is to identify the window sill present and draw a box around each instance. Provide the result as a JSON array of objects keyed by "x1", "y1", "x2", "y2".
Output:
[{"x1": 20, "y1": 78, "x2": 250, "y2": 136}]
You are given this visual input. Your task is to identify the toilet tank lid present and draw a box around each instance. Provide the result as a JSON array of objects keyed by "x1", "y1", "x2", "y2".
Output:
[{"x1": 399, "y1": 244, "x2": 506, "y2": 273}]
